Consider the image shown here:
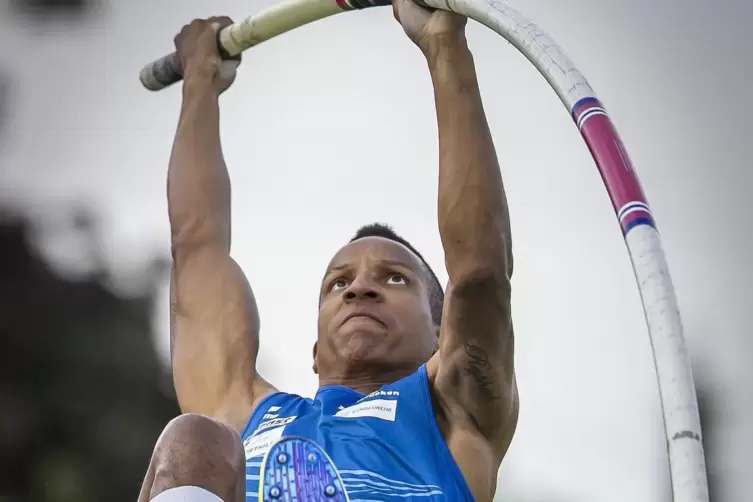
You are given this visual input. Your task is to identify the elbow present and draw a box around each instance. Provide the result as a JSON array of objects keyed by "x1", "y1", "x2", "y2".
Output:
[
  {"x1": 445, "y1": 242, "x2": 513, "y2": 290},
  {"x1": 170, "y1": 214, "x2": 230, "y2": 258},
  {"x1": 450, "y1": 263, "x2": 508, "y2": 287},
  {"x1": 446, "y1": 266, "x2": 513, "y2": 326},
  {"x1": 441, "y1": 215, "x2": 513, "y2": 281}
]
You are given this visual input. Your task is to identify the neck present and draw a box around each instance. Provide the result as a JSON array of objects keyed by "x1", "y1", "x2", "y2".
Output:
[{"x1": 318, "y1": 361, "x2": 419, "y2": 395}]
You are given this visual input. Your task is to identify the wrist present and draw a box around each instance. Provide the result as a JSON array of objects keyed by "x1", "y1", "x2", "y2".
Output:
[
  {"x1": 182, "y1": 69, "x2": 219, "y2": 100},
  {"x1": 182, "y1": 56, "x2": 221, "y2": 82},
  {"x1": 425, "y1": 37, "x2": 475, "y2": 86},
  {"x1": 422, "y1": 32, "x2": 470, "y2": 65}
]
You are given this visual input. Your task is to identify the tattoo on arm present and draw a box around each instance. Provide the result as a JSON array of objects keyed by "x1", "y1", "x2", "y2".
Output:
[{"x1": 463, "y1": 342, "x2": 500, "y2": 401}]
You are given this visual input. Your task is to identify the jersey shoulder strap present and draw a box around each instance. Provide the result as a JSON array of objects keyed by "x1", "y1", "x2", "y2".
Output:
[{"x1": 240, "y1": 391, "x2": 310, "y2": 457}]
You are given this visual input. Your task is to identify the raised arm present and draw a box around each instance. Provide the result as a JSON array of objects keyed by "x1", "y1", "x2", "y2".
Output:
[
  {"x1": 168, "y1": 17, "x2": 275, "y2": 433},
  {"x1": 427, "y1": 33, "x2": 518, "y2": 446},
  {"x1": 394, "y1": 1, "x2": 518, "y2": 459}
]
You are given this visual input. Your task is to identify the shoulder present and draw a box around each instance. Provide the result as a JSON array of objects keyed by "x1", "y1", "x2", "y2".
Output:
[
  {"x1": 426, "y1": 356, "x2": 516, "y2": 501},
  {"x1": 426, "y1": 354, "x2": 518, "y2": 455},
  {"x1": 241, "y1": 390, "x2": 311, "y2": 438}
]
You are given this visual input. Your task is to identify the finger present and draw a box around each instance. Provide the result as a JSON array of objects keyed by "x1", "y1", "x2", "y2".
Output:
[
  {"x1": 209, "y1": 18, "x2": 242, "y2": 62},
  {"x1": 188, "y1": 18, "x2": 211, "y2": 30},
  {"x1": 208, "y1": 15, "x2": 234, "y2": 29},
  {"x1": 410, "y1": 0, "x2": 436, "y2": 13},
  {"x1": 173, "y1": 25, "x2": 187, "y2": 50},
  {"x1": 218, "y1": 60, "x2": 240, "y2": 83},
  {"x1": 392, "y1": 0, "x2": 403, "y2": 21},
  {"x1": 216, "y1": 60, "x2": 240, "y2": 94},
  {"x1": 173, "y1": 18, "x2": 204, "y2": 47}
]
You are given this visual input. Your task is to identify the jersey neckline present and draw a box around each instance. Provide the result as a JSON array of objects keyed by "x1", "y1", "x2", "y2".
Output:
[{"x1": 314, "y1": 384, "x2": 365, "y2": 400}]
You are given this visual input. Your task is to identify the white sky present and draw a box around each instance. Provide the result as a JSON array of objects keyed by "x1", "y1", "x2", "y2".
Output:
[{"x1": 1, "y1": 0, "x2": 751, "y2": 500}]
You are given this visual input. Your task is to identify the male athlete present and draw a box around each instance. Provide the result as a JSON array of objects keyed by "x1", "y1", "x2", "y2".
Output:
[{"x1": 139, "y1": 0, "x2": 518, "y2": 501}]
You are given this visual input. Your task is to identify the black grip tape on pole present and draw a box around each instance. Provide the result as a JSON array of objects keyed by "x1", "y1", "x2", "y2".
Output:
[
  {"x1": 141, "y1": 26, "x2": 239, "y2": 91},
  {"x1": 141, "y1": 53, "x2": 182, "y2": 91}
]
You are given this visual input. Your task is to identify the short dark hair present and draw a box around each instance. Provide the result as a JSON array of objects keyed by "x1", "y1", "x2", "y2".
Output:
[{"x1": 350, "y1": 223, "x2": 444, "y2": 326}]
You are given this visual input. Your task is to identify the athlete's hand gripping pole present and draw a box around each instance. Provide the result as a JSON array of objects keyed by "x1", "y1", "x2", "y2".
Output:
[
  {"x1": 140, "y1": 0, "x2": 402, "y2": 91},
  {"x1": 140, "y1": 20, "x2": 241, "y2": 92}
]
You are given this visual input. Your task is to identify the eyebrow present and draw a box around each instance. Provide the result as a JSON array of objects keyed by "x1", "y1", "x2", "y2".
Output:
[{"x1": 325, "y1": 259, "x2": 413, "y2": 275}]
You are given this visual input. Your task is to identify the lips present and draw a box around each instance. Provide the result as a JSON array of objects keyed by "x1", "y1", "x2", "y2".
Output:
[{"x1": 341, "y1": 311, "x2": 385, "y2": 327}]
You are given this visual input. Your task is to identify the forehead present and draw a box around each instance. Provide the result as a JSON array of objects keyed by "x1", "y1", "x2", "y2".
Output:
[{"x1": 325, "y1": 236, "x2": 424, "y2": 274}]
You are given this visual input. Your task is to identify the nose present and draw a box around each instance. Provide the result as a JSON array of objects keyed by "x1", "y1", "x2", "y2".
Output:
[{"x1": 343, "y1": 274, "x2": 382, "y2": 303}]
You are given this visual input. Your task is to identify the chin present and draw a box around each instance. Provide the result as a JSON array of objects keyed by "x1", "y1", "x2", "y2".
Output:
[{"x1": 340, "y1": 332, "x2": 388, "y2": 362}]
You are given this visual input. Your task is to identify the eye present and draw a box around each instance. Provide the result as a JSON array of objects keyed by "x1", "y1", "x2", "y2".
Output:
[
  {"x1": 331, "y1": 278, "x2": 350, "y2": 291},
  {"x1": 386, "y1": 274, "x2": 407, "y2": 285}
]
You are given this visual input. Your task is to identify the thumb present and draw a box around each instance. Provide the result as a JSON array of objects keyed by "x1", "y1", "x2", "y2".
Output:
[
  {"x1": 216, "y1": 59, "x2": 239, "y2": 94},
  {"x1": 392, "y1": 0, "x2": 405, "y2": 22},
  {"x1": 210, "y1": 21, "x2": 240, "y2": 94}
]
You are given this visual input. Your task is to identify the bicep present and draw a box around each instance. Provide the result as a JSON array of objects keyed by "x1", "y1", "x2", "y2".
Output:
[
  {"x1": 170, "y1": 244, "x2": 274, "y2": 429},
  {"x1": 431, "y1": 273, "x2": 518, "y2": 448}
]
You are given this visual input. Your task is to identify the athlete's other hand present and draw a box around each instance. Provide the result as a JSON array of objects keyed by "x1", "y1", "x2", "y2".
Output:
[
  {"x1": 174, "y1": 16, "x2": 240, "y2": 94},
  {"x1": 392, "y1": 0, "x2": 467, "y2": 57}
]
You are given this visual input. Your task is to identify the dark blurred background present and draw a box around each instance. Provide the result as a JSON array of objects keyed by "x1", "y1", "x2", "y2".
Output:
[
  {"x1": 2, "y1": 5, "x2": 180, "y2": 502},
  {"x1": 0, "y1": 206, "x2": 179, "y2": 502}
]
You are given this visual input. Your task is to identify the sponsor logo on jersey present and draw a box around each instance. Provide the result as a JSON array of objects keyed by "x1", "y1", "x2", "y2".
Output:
[
  {"x1": 362, "y1": 390, "x2": 400, "y2": 400},
  {"x1": 243, "y1": 426, "x2": 285, "y2": 459},
  {"x1": 262, "y1": 405, "x2": 282, "y2": 420},
  {"x1": 255, "y1": 415, "x2": 297, "y2": 434},
  {"x1": 335, "y1": 398, "x2": 398, "y2": 421}
]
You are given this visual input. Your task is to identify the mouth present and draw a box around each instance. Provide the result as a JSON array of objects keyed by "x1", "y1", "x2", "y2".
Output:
[{"x1": 342, "y1": 312, "x2": 385, "y2": 327}]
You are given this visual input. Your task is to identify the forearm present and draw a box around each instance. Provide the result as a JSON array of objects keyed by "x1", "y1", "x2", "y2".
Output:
[
  {"x1": 427, "y1": 38, "x2": 513, "y2": 281},
  {"x1": 168, "y1": 70, "x2": 231, "y2": 251}
]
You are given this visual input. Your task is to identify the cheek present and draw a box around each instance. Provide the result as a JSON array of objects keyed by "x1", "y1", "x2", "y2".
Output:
[
  {"x1": 317, "y1": 302, "x2": 333, "y2": 335},
  {"x1": 393, "y1": 294, "x2": 432, "y2": 331},
  {"x1": 318, "y1": 297, "x2": 343, "y2": 340}
]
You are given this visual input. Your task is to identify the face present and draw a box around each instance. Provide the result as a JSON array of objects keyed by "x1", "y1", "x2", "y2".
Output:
[{"x1": 314, "y1": 237, "x2": 438, "y2": 379}]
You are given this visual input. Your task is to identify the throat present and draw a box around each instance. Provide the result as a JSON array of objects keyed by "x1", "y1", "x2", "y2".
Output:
[{"x1": 319, "y1": 362, "x2": 418, "y2": 395}]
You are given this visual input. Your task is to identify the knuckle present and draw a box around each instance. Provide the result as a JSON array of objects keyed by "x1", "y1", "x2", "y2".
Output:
[{"x1": 209, "y1": 15, "x2": 233, "y2": 24}]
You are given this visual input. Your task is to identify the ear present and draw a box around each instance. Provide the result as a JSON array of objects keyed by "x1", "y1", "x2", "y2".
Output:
[{"x1": 312, "y1": 341, "x2": 319, "y2": 375}]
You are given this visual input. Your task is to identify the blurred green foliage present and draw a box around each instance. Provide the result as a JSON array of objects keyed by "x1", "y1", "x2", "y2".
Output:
[{"x1": 0, "y1": 212, "x2": 180, "y2": 502}]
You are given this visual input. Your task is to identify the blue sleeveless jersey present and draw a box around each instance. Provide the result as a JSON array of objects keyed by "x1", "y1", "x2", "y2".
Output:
[{"x1": 240, "y1": 364, "x2": 475, "y2": 501}]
